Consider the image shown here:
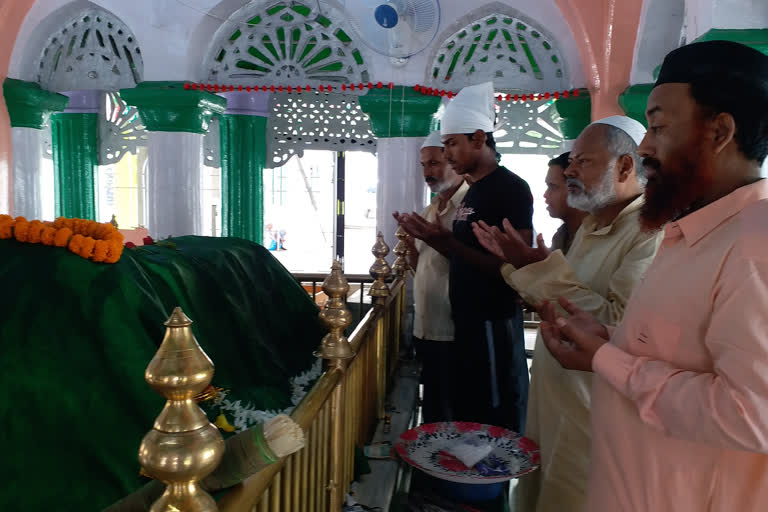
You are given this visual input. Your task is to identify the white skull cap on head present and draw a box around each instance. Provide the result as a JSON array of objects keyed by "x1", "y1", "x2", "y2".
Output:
[
  {"x1": 440, "y1": 81, "x2": 495, "y2": 136},
  {"x1": 588, "y1": 115, "x2": 647, "y2": 146},
  {"x1": 420, "y1": 130, "x2": 444, "y2": 149}
]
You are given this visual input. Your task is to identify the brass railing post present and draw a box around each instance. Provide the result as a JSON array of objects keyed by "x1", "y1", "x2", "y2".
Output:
[
  {"x1": 368, "y1": 231, "x2": 392, "y2": 306},
  {"x1": 392, "y1": 225, "x2": 410, "y2": 277},
  {"x1": 314, "y1": 260, "x2": 355, "y2": 361},
  {"x1": 315, "y1": 260, "x2": 354, "y2": 511},
  {"x1": 367, "y1": 232, "x2": 390, "y2": 420},
  {"x1": 139, "y1": 307, "x2": 225, "y2": 512}
]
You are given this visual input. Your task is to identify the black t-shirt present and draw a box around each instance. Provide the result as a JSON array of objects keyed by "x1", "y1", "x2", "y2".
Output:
[{"x1": 450, "y1": 166, "x2": 534, "y2": 320}]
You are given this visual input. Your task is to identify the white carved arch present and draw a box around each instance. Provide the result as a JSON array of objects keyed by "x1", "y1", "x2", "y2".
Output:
[
  {"x1": 203, "y1": 0, "x2": 372, "y2": 86},
  {"x1": 34, "y1": 5, "x2": 143, "y2": 92},
  {"x1": 425, "y1": 2, "x2": 569, "y2": 92}
]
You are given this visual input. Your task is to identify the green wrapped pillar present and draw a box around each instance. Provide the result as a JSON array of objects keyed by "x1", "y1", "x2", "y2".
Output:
[
  {"x1": 554, "y1": 89, "x2": 592, "y2": 148},
  {"x1": 51, "y1": 90, "x2": 101, "y2": 219},
  {"x1": 218, "y1": 91, "x2": 270, "y2": 242},
  {"x1": 359, "y1": 86, "x2": 442, "y2": 249}
]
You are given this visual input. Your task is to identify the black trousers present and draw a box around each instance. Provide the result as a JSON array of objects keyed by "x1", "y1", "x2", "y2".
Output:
[
  {"x1": 414, "y1": 338, "x2": 457, "y2": 424},
  {"x1": 451, "y1": 311, "x2": 529, "y2": 433}
]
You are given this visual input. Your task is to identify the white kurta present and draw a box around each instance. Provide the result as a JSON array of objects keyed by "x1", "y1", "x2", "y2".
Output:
[
  {"x1": 413, "y1": 182, "x2": 469, "y2": 341},
  {"x1": 501, "y1": 197, "x2": 663, "y2": 512}
]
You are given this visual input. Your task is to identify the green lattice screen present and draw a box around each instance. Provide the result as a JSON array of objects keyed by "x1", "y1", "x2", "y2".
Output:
[{"x1": 206, "y1": 1, "x2": 369, "y2": 85}]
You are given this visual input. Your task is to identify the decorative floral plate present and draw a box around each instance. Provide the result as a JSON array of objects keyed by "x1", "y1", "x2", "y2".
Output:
[{"x1": 395, "y1": 422, "x2": 540, "y2": 484}]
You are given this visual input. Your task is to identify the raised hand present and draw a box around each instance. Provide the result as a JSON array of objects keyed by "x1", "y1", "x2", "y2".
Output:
[
  {"x1": 470, "y1": 220, "x2": 505, "y2": 259},
  {"x1": 538, "y1": 297, "x2": 610, "y2": 341},
  {"x1": 471, "y1": 219, "x2": 550, "y2": 268},
  {"x1": 538, "y1": 297, "x2": 610, "y2": 372},
  {"x1": 393, "y1": 211, "x2": 452, "y2": 252}
]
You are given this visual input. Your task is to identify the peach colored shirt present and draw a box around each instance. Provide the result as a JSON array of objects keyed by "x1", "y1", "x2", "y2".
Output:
[{"x1": 590, "y1": 179, "x2": 768, "y2": 511}]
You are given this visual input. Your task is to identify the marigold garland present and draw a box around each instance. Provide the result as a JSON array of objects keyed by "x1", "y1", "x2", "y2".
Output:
[{"x1": 0, "y1": 215, "x2": 124, "y2": 263}]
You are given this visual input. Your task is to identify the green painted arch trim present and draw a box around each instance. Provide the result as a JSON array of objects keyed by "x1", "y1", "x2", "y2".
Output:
[
  {"x1": 120, "y1": 81, "x2": 227, "y2": 134},
  {"x1": 3, "y1": 78, "x2": 69, "y2": 129},
  {"x1": 553, "y1": 89, "x2": 591, "y2": 140},
  {"x1": 358, "y1": 86, "x2": 442, "y2": 138}
]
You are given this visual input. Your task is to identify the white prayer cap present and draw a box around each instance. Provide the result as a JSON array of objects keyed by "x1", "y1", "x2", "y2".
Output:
[
  {"x1": 589, "y1": 115, "x2": 646, "y2": 146},
  {"x1": 421, "y1": 130, "x2": 444, "y2": 149},
  {"x1": 440, "y1": 81, "x2": 495, "y2": 136}
]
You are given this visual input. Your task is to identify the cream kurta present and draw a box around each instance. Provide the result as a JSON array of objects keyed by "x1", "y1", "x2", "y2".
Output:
[
  {"x1": 413, "y1": 182, "x2": 469, "y2": 341},
  {"x1": 501, "y1": 196, "x2": 663, "y2": 512},
  {"x1": 589, "y1": 180, "x2": 768, "y2": 511}
]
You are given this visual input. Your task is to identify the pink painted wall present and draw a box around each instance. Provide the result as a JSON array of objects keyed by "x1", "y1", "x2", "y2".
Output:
[
  {"x1": 0, "y1": 0, "x2": 37, "y2": 215},
  {"x1": 554, "y1": 0, "x2": 644, "y2": 120}
]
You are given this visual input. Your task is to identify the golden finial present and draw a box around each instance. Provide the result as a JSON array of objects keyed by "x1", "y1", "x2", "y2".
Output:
[
  {"x1": 315, "y1": 260, "x2": 355, "y2": 360},
  {"x1": 369, "y1": 231, "x2": 392, "y2": 305},
  {"x1": 392, "y1": 225, "x2": 411, "y2": 277},
  {"x1": 138, "y1": 307, "x2": 225, "y2": 512}
]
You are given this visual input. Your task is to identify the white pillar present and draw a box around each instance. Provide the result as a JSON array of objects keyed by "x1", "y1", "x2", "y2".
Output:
[
  {"x1": 11, "y1": 128, "x2": 45, "y2": 220},
  {"x1": 147, "y1": 132, "x2": 203, "y2": 239},
  {"x1": 0, "y1": 157, "x2": 8, "y2": 215},
  {"x1": 375, "y1": 137, "x2": 426, "y2": 250}
]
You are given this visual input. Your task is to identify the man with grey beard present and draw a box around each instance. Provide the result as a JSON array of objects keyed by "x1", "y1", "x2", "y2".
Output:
[
  {"x1": 473, "y1": 116, "x2": 664, "y2": 512},
  {"x1": 394, "y1": 130, "x2": 468, "y2": 423}
]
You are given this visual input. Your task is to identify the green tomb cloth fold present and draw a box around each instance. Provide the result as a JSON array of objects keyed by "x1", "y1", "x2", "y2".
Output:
[{"x1": 0, "y1": 236, "x2": 325, "y2": 511}]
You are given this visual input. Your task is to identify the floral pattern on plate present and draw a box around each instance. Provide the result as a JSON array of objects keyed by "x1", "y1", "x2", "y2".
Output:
[{"x1": 395, "y1": 421, "x2": 541, "y2": 484}]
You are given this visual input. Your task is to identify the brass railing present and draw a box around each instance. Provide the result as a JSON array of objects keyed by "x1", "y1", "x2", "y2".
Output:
[
  {"x1": 134, "y1": 230, "x2": 410, "y2": 512},
  {"x1": 293, "y1": 273, "x2": 375, "y2": 326},
  {"x1": 214, "y1": 231, "x2": 409, "y2": 512}
]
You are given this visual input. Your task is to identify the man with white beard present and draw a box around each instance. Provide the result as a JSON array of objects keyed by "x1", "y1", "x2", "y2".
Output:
[
  {"x1": 473, "y1": 116, "x2": 664, "y2": 512},
  {"x1": 396, "y1": 130, "x2": 468, "y2": 423}
]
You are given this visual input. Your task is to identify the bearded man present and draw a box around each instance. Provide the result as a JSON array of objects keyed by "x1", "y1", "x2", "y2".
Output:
[
  {"x1": 539, "y1": 40, "x2": 768, "y2": 512},
  {"x1": 473, "y1": 116, "x2": 663, "y2": 512},
  {"x1": 401, "y1": 130, "x2": 468, "y2": 423}
]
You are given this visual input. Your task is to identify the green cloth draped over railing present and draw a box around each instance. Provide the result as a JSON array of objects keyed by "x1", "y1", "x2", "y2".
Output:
[{"x1": 0, "y1": 236, "x2": 324, "y2": 510}]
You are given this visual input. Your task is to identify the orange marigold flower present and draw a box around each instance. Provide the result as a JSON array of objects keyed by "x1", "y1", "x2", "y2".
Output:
[
  {"x1": 40, "y1": 227, "x2": 57, "y2": 245},
  {"x1": 92, "y1": 240, "x2": 109, "y2": 262},
  {"x1": 0, "y1": 219, "x2": 13, "y2": 239},
  {"x1": 104, "y1": 240, "x2": 124, "y2": 263},
  {"x1": 14, "y1": 219, "x2": 30, "y2": 243},
  {"x1": 11, "y1": 216, "x2": 123, "y2": 263},
  {"x1": 86, "y1": 222, "x2": 102, "y2": 238},
  {"x1": 27, "y1": 220, "x2": 45, "y2": 243},
  {"x1": 79, "y1": 236, "x2": 96, "y2": 259},
  {"x1": 72, "y1": 219, "x2": 85, "y2": 235},
  {"x1": 54, "y1": 227, "x2": 73, "y2": 247},
  {"x1": 98, "y1": 225, "x2": 116, "y2": 240},
  {"x1": 68, "y1": 234, "x2": 85, "y2": 255}
]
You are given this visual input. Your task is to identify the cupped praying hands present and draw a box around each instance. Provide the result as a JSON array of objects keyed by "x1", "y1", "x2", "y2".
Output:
[
  {"x1": 471, "y1": 219, "x2": 549, "y2": 268},
  {"x1": 538, "y1": 296, "x2": 610, "y2": 372},
  {"x1": 393, "y1": 211, "x2": 453, "y2": 252}
]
